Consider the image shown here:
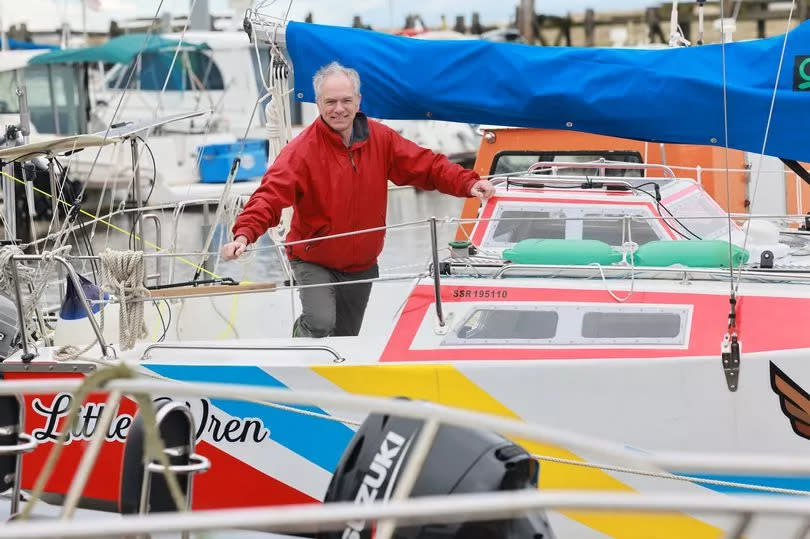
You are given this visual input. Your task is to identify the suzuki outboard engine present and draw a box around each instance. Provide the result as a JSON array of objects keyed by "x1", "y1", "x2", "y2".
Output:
[
  {"x1": 0, "y1": 294, "x2": 19, "y2": 361},
  {"x1": 320, "y1": 411, "x2": 556, "y2": 539}
]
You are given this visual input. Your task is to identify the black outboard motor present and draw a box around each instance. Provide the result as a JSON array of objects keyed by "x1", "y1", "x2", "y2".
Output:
[{"x1": 320, "y1": 410, "x2": 556, "y2": 539}]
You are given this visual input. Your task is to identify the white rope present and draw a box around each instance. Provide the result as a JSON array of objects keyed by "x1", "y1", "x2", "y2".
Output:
[
  {"x1": 593, "y1": 261, "x2": 636, "y2": 303},
  {"x1": 100, "y1": 249, "x2": 149, "y2": 350},
  {"x1": 534, "y1": 454, "x2": 810, "y2": 497},
  {"x1": 264, "y1": 50, "x2": 293, "y2": 161},
  {"x1": 596, "y1": 225, "x2": 638, "y2": 302},
  {"x1": 253, "y1": 399, "x2": 360, "y2": 426},
  {"x1": 0, "y1": 245, "x2": 71, "y2": 343},
  {"x1": 668, "y1": 0, "x2": 692, "y2": 47},
  {"x1": 0, "y1": 245, "x2": 36, "y2": 295},
  {"x1": 54, "y1": 343, "x2": 100, "y2": 362}
]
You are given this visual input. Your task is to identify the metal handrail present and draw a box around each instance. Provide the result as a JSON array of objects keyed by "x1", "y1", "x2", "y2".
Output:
[
  {"x1": 140, "y1": 343, "x2": 346, "y2": 363},
  {"x1": 0, "y1": 432, "x2": 37, "y2": 455},
  {"x1": 142, "y1": 213, "x2": 162, "y2": 285},
  {"x1": 145, "y1": 453, "x2": 211, "y2": 474},
  {"x1": 527, "y1": 160, "x2": 677, "y2": 178},
  {"x1": 0, "y1": 395, "x2": 35, "y2": 516},
  {"x1": 26, "y1": 197, "x2": 226, "y2": 250},
  {"x1": 492, "y1": 262, "x2": 810, "y2": 281},
  {"x1": 9, "y1": 254, "x2": 112, "y2": 359},
  {"x1": 7, "y1": 490, "x2": 810, "y2": 539},
  {"x1": 429, "y1": 217, "x2": 444, "y2": 327}
]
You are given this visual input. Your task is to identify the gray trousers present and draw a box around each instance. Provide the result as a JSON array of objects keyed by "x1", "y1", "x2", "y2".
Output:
[{"x1": 290, "y1": 260, "x2": 379, "y2": 337}]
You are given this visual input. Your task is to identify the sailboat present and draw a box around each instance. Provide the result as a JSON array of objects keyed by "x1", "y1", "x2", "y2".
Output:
[{"x1": 3, "y1": 11, "x2": 810, "y2": 538}]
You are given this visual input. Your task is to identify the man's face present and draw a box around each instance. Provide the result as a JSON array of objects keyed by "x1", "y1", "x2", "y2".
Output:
[{"x1": 316, "y1": 73, "x2": 361, "y2": 135}]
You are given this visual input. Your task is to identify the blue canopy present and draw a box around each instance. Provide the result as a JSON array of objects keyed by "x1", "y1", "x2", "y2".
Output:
[
  {"x1": 286, "y1": 21, "x2": 810, "y2": 162},
  {"x1": 29, "y1": 33, "x2": 208, "y2": 65}
]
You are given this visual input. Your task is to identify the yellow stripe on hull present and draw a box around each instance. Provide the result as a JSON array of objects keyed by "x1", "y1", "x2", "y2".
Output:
[{"x1": 313, "y1": 364, "x2": 723, "y2": 539}]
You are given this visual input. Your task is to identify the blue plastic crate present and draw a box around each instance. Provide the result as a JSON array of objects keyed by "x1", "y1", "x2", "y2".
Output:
[{"x1": 197, "y1": 139, "x2": 268, "y2": 183}]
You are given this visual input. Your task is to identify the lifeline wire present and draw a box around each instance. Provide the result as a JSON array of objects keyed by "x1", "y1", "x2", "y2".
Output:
[{"x1": 0, "y1": 169, "x2": 222, "y2": 280}]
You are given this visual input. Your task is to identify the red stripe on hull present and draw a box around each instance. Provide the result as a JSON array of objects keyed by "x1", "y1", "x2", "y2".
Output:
[
  {"x1": 5, "y1": 373, "x2": 317, "y2": 510},
  {"x1": 191, "y1": 440, "x2": 317, "y2": 509},
  {"x1": 6, "y1": 372, "x2": 130, "y2": 502},
  {"x1": 380, "y1": 285, "x2": 810, "y2": 362}
]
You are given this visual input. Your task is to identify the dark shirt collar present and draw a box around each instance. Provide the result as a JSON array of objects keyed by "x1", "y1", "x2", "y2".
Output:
[{"x1": 317, "y1": 112, "x2": 370, "y2": 149}]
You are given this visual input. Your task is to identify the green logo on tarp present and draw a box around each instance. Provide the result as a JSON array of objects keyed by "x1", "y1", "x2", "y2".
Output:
[{"x1": 796, "y1": 56, "x2": 810, "y2": 90}]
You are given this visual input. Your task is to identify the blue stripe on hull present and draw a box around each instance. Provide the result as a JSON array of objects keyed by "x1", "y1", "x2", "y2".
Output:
[{"x1": 145, "y1": 365, "x2": 353, "y2": 472}]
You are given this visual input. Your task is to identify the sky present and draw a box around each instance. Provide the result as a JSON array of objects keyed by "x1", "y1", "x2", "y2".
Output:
[
  {"x1": 2, "y1": 0, "x2": 660, "y2": 33},
  {"x1": 231, "y1": 0, "x2": 658, "y2": 27}
]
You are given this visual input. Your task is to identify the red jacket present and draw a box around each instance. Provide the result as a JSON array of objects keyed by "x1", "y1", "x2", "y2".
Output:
[{"x1": 232, "y1": 114, "x2": 480, "y2": 272}]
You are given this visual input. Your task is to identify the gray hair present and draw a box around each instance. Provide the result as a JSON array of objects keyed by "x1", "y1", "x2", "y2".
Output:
[{"x1": 312, "y1": 62, "x2": 361, "y2": 100}]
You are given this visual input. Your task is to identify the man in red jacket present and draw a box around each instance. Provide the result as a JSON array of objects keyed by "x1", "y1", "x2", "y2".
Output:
[{"x1": 221, "y1": 61, "x2": 494, "y2": 337}]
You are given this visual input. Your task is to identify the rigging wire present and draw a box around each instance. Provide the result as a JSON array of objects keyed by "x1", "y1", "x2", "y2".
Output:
[
  {"x1": 13, "y1": 0, "x2": 169, "y2": 298},
  {"x1": 630, "y1": 184, "x2": 703, "y2": 240},
  {"x1": 127, "y1": 136, "x2": 158, "y2": 251},
  {"x1": 0, "y1": 169, "x2": 222, "y2": 280},
  {"x1": 72, "y1": 0, "x2": 167, "y2": 207},
  {"x1": 52, "y1": 157, "x2": 99, "y2": 282},
  {"x1": 719, "y1": 0, "x2": 734, "y2": 298}
]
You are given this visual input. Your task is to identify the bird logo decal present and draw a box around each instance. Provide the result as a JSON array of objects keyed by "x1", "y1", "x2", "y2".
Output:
[{"x1": 770, "y1": 362, "x2": 810, "y2": 440}]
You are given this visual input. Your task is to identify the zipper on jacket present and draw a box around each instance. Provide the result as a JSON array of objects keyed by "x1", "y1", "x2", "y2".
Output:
[{"x1": 347, "y1": 150, "x2": 357, "y2": 254}]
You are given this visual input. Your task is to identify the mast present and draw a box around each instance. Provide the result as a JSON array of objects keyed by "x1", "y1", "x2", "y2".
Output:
[{"x1": 190, "y1": 0, "x2": 211, "y2": 31}]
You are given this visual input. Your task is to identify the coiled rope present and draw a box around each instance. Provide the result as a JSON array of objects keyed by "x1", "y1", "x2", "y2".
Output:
[
  {"x1": 100, "y1": 249, "x2": 150, "y2": 350},
  {"x1": 0, "y1": 244, "x2": 72, "y2": 343}
]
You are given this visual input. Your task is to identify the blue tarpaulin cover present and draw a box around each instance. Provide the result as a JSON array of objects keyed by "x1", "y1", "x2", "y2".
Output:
[
  {"x1": 4, "y1": 38, "x2": 57, "y2": 51},
  {"x1": 286, "y1": 21, "x2": 810, "y2": 162}
]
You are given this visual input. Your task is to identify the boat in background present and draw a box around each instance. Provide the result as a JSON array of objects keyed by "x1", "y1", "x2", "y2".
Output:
[
  {"x1": 2, "y1": 31, "x2": 480, "y2": 208},
  {"x1": 460, "y1": 125, "x2": 810, "y2": 222}
]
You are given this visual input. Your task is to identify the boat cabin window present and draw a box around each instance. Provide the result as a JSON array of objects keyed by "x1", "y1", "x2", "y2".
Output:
[
  {"x1": 482, "y1": 203, "x2": 667, "y2": 248},
  {"x1": 581, "y1": 213, "x2": 659, "y2": 245},
  {"x1": 492, "y1": 210, "x2": 566, "y2": 243},
  {"x1": 664, "y1": 190, "x2": 729, "y2": 239},
  {"x1": 0, "y1": 71, "x2": 20, "y2": 114},
  {"x1": 443, "y1": 305, "x2": 690, "y2": 346},
  {"x1": 108, "y1": 50, "x2": 225, "y2": 91},
  {"x1": 23, "y1": 64, "x2": 87, "y2": 135},
  {"x1": 492, "y1": 151, "x2": 644, "y2": 177}
]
